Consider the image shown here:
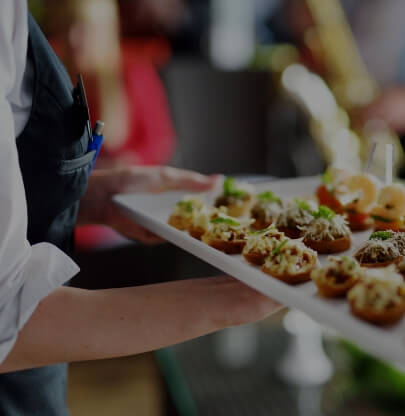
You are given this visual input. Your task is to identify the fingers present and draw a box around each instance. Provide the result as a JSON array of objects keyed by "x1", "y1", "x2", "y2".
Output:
[{"x1": 159, "y1": 167, "x2": 223, "y2": 192}]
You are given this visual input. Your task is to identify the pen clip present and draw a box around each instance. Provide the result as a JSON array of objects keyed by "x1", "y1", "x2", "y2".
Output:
[{"x1": 73, "y1": 74, "x2": 92, "y2": 141}]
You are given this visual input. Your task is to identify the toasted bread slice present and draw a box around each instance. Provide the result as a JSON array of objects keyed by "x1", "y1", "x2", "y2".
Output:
[
  {"x1": 277, "y1": 226, "x2": 302, "y2": 239},
  {"x1": 243, "y1": 251, "x2": 268, "y2": 266},
  {"x1": 349, "y1": 300, "x2": 405, "y2": 325},
  {"x1": 251, "y1": 218, "x2": 272, "y2": 231},
  {"x1": 261, "y1": 266, "x2": 312, "y2": 285},
  {"x1": 314, "y1": 277, "x2": 357, "y2": 298},
  {"x1": 227, "y1": 200, "x2": 253, "y2": 218},
  {"x1": 189, "y1": 226, "x2": 205, "y2": 240},
  {"x1": 202, "y1": 237, "x2": 246, "y2": 254},
  {"x1": 349, "y1": 217, "x2": 373, "y2": 232},
  {"x1": 303, "y1": 235, "x2": 351, "y2": 254},
  {"x1": 168, "y1": 214, "x2": 192, "y2": 231}
]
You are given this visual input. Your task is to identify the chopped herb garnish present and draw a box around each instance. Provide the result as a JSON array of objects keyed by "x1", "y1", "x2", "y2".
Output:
[
  {"x1": 271, "y1": 239, "x2": 289, "y2": 257},
  {"x1": 313, "y1": 205, "x2": 336, "y2": 221},
  {"x1": 176, "y1": 200, "x2": 193, "y2": 213},
  {"x1": 322, "y1": 170, "x2": 332, "y2": 185},
  {"x1": 295, "y1": 198, "x2": 314, "y2": 213},
  {"x1": 257, "y1": 191, "x2": 282, "y2": 205},
  {"x1": 211, "y1": 217, "x2": 240, "y2": 227},
  {"x1": 370, "y1": 231, "x2": 393, "y2": 241},
  {"x1": 371, "y1": 215, "x2": 394, "y2": 223},
  {"x1": 249, "y1": 225, "x2": 275, "y2": 235},
  {"x1": 223, "y1": 177, "x2": 246, "y2": 198},
  {"x1": 340, "y1": 255, "x2": 356, "y2": 269}
]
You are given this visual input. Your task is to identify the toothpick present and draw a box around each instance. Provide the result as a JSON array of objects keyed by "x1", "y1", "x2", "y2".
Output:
[
  {"x1": 385, "y1": 143, "x2": 393, "y2": 185},
  {"x1": 364, "y1": 140, "x2": 377, "y2": 173}
]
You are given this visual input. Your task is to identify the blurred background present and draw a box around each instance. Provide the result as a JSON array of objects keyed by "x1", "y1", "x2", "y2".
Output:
[{"x1": 29, "y1": 0, "x2": 405, "y2": 414}]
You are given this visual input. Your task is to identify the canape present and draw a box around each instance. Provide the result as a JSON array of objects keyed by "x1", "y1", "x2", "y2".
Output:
[
  {"x1": 347, "y1": 266, "x2": 405, "y2": 325},
  {"x1": 316, "y1": 168, "x2": 346, "y2": 214},
  {"x1": 261, "y1": 239, "x2": 318, "y2": 284},
  {"x1": 168, "y1": 196, "x2": 204, "y2": 231},
  {"x1": 214, "y1": 177, "x2": 255, "y2": 217},
  {"x1": 275, "y1": 198, "x2": 317, "y2": 239},
  {"x1": 371, "y1": 184, "x2": 405, "y2": 232},
  {"x1": 340, "y1": 173, "x2": 380, "y2": 232},
  {"x1": 201, "y1": 214, "x2": 252, "y2": 254},
  {"x1": 242, "y1": 227, "x2": 285, "y2": 265},
  {"x1": 300, "y1": 206, "x2": 351, "y2": 254},
  {"x1": 250, "y1": 190, "x2": 283, "y2": 230},
  {"x1": 188, "y1": 206, "x2": 225, "y2": 240},
  {"x1": 311, "y1": 256, "x2": 361, "y2": 297},
  {"x1": 354, "y1": 231, "x2": 402, "y2": 267}
]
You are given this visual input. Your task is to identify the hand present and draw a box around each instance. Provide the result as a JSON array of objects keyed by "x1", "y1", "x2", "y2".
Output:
[
  {"x1": 355, "y1": 87, "x2": 405, "y2": 134},
  {"x1": 78, "y1": 166, "x2": 222, "y2": 243}
]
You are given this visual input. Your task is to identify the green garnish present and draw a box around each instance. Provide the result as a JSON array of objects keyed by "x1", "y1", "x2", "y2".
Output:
[
  {"x1": 313, "y1": 205, "x2": 336, "y2": 221},
  {"x1": 271, "y1": 239, "x2": 289, "y2": 257},
  {"x1": 371, "y1": 215, "x2": 394, "y2": 223},
  {"x1": 177, "y1": 200, "x2": 193, "y2": 213},
  {"x1": 249, "y1": 225, "x2": 275, "y2": 235},
  {"x1": 257, "y1": 191, "x2": 282, "y2": 205},
  {"x1": 340, "y1": 255, "x2": 356, "y2": 269},
  {"x1": 369, "y1": 231, "x2": 393, "y2": 241},
  {"x1": 295, "y1": 198, "x2": 314, "y2": 213},
  {"x1": 223, "y1": 177, "x2": 246, "y2": 198},
  {"x1": 210, "y1": 217, "x2": 240, "y2": 227},
  {"x1": 322, "y1": 170, "x2": 332, "y2": 185}
]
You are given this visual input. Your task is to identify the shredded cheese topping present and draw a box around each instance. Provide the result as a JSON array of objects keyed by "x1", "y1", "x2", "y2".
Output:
[
  {"x1": 355, "y1": 240, "x2": 400, "y2": 264},
  {"x1": 243, "y1": 230, "x2": 284, "y2": 255},
  {"x1": 311, "y1": 256, "x2": 360, "y2": 285},
  {"x1": 251, "y1": 201, "x2": 282, "y2": 222},
  {"x1": 192, "y1": 206, "x2": 219, "y2": 232},
  {"x1": 204, "y1": 215, "x2": 253, "y2": 242},
  {"x1": 172, "y1": 195, "x2": 204, "y2": 218},
  {"x1": 263, "y1": 240, "x2": 317, "y2": 276},
  {"x1": 275, "y1": 200, "x2": 317, "y2": 228},
  {"x1": 348, "y1": 266, "x2": 405, "y2": 311},
  {"x1": 300, "y1": 215, "x2": 350, "y2": 241}
]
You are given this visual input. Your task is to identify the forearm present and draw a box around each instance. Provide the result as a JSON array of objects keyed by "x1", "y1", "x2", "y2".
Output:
[{"x1": 0, "y1": 277, "x2": 277, "y2": 373}]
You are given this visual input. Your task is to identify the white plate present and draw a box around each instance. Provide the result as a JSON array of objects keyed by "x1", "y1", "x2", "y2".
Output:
[{"x1": 114, "y1": 176, "x2": 405, "y2": 366}]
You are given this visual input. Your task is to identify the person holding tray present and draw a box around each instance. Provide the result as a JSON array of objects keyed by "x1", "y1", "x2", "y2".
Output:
[{"x1": 0, "y1": 2, "x2": 280, "y2": 415}]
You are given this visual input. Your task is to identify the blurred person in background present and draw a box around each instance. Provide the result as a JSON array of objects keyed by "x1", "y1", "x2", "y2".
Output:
[
  {"x1": 348, "y1": 0, "x2": 405, "y2": 138},
  {"x1": 42, "y1": 0, "x2": 180, "y2": 249},
  {"x1": 45, "y1": 0, "x2": 176, "y2": 169}
]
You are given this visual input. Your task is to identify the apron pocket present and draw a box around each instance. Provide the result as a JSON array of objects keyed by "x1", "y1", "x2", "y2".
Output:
[{"x1": 58, "y1": 150, "x2": 95, "y2": 174}]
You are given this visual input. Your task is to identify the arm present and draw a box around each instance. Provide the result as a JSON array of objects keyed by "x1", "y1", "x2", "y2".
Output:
[{"x1": 0, "y1": 277, "x2": 280, "y2": 373}]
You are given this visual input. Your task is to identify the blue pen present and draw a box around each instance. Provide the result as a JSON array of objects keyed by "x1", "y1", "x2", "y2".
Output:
[{"x1": 88, "y1": 120, "x2": 104, "y2": 171}]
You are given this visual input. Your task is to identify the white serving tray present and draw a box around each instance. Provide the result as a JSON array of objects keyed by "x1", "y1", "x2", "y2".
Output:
[{"x1": 114, "y1": 176, "x2": 405, "y2": 366}]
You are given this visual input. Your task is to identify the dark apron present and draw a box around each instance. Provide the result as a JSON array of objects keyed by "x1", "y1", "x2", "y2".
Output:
[{"x1": 0, "y1": 14, "x2": 92, "y2": 416}]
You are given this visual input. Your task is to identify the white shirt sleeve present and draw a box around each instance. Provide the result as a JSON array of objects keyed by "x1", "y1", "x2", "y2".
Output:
[{"x1": 0, "y1": 0, "x2": 80, "y2": 364}]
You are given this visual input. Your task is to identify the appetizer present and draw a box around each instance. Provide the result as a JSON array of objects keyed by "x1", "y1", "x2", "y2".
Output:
[
  {"x1": 354, "y1": 231, "x2": 402, "y2": 268},
  {"x1": 311, "y1": 256, "x2": 361, "y2": 297},
  {"x1": 215, "y1": 177, "x2": 255, "y2": 217},
  {"x1": 300, "y1": 206, "x2": 351, "y2": 254},
  {"x1": 188, "y1": 205, "x2": 222, "y2": 240},
  {"x1": 275, "y1": 198, "x2": 317, "y2": 239},
  {"x1": 251, "y1": 190, "x2": 283, "y2": 230},
  {"x1": 201, "y1": 214, "x2": 252, "y2": 254},
  {"x1": 261, "y1": 239, "x2": 318, "y2": 284},
  {"x1": 371, "y1": 183, "x2": 405, "y2": 231},
  {"x1": 316, "y1": 168, "x2": 347, "y2": 214},
  {"x1": 339, "y1": 173, "x2": 380, "y2": 231},
  {"x1": 168, "y1": 196, "x2": 204, "y2": 231},
  {"x1": 242, "y1": 226, "x2": 285, "y2": 265},
  {"x1": 348, "y1": 266, "x2": 405, "y2": 325}
]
